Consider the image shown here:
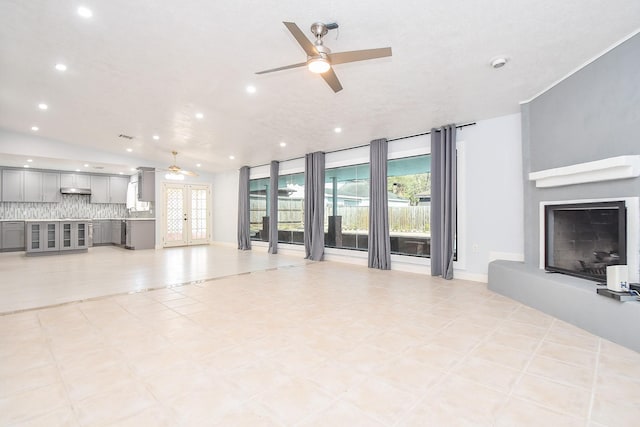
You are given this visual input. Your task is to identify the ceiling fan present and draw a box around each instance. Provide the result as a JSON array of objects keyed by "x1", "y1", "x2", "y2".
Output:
[
  {"x1": 256, "y1": 21, "x2": 392, "y2": 92},
  {"x1": 159, "y1": 151, "x2": 197, "y2": 180}
]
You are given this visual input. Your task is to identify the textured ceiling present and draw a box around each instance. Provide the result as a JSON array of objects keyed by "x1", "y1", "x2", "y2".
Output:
[{"x1": 0, "y1": 0, "x2": 639, "y2": 174}]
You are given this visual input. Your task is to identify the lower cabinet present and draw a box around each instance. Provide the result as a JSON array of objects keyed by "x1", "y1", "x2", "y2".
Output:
[
  {"x1": 92, "y1": 220, "x2": 113, "y2": 245},
  {"x1": 1, "y1": 221, "x2": 25, "y2": 252},
  {"x1": 26, "y1": 221, "x2": 88, "y2": 255}
]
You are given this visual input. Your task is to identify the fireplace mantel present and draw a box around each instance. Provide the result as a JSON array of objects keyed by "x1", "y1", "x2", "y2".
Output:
[{"x1": 529, "y1": 155, "x2": 640, "y2": 188}]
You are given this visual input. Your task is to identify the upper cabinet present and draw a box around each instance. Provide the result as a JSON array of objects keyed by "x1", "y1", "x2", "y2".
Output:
[
  {"x1": 60, "y1": 173, "x2": 90, "y2": 189},
  {"x1": 90, "y1": 175, "x2": 128, "y2": 204},
  {"x1": 1, "y1": 170, "x2": 60, "y2": 202},
  {"x1": 109, "y1": 176, "x2": 129, "y2": 204},
  {"x1": 137, "y1": 168, "x2": 155, "y2": 202},
  {"x1": 2, "y1": 169, "x2": 24, "y2": 201}
]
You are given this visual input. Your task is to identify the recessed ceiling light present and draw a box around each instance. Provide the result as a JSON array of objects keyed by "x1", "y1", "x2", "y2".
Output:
[
  {"x1": 490, "y1": 57, "x2": 508, "y2": 69},
  {"x1": 246, "y1": 85, "x2": 256, "y2": 94},
  {"x1": 77, "y1": 6, "x2": 93, "y2": 18},
  {"x1": 152, "y1": 135, "x2": 159, "y2": 140},
  {"x1": 196, "y1": 163, "x2": 201, "y2": 167},
  {"x1": 27, "y1": 159, "x2": 33, "y2": 163},
  {"x1": 38, "y1": 103, "x2": 48, "y2": 110},
  {"x1": 23, "y1": 165, "x2": 30, "y2": 168},
  {"x1": 195, "y1": 112, "x2": 204, "y2": 119},
  {"x1": 280, "y1": 142, "x2": 286, "y2": 147},
  {"x1": 229, "y1": 155, "x2": 235, "y2": 160},
  {"x1": 334, "y1": 127, "x2": 342, "y2": 133},
  {"x1": 75, "y1": 169, "x2": 81, "y2": 172},
  {"x1": 84, "y1": 164, "x2": 89, "y2": 167},
  {"x1": 126, "y1": 148, "x2": 133, "y2": 152},
  {"x1": 130, "y1": 168, "x2": 136, "y2": 171},
  {"x1": 31, "y1": 126, "x2": 39, "y2": 131},
  {"x1": 119, "y1": 172, "x2": 124, "y2": 175},
  {"x1": 55, "y1": 63, "x2": 67, "y2": 72}
]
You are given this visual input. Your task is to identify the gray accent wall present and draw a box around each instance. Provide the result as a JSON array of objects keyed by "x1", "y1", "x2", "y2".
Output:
[{"x1": 521, "y1": 34, "x2": 640, "y2": 268}]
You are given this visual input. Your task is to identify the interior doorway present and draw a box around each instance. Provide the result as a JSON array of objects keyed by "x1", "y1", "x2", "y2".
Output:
[{"x1": 162, "y1": 183, "x2": 211, "y2": 247}]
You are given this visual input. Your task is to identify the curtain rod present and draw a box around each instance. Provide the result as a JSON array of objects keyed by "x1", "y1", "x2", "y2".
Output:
[{"x1": 250, "y1": 122, "x2": 477, "y2": 168}]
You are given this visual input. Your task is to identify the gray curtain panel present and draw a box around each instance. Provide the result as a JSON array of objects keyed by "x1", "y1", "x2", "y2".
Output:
[
  {"x1": 268, "y1": 161, "x2": 279, "y2": 254},
  {"x1": 237, "y1": 166, "x2": 251, "y2": 250},
  {"x1": 304, "y1": 152, "x2": 325, "y2": 260},
  {"x1": 368, "y1": 138, "x2": 391, "y2": 270},
  {"x1": 430, "y1": 124, "x2": 457, "y2": 279}
]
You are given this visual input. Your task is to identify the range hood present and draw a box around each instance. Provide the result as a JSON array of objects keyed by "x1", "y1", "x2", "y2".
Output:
[{"x1": 60, "y1": 187, "x2": 91, "y2": 195}]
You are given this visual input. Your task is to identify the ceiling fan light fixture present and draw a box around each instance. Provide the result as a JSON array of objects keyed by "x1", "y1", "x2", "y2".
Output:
[{"x1": 307, "y1": 57, "x2": 330, "y2": 74}]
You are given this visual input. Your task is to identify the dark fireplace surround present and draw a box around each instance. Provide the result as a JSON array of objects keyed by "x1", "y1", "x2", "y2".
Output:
[{"x1": 544, "y1": 201, "x2": 627, "y2": 282}]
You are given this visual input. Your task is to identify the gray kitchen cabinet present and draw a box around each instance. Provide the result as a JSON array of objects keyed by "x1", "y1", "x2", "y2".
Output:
[
  {"x1": 92, "y1": 220, "x2": 112, "y2": 245},
  {"x1": 109, "y1": 176, "x2": 129, "y2": 204},
  {"x1": 90, "y1": 175, "x2": 110, "y2": 203},
  {"x1": 42, "y1": 172, "x2": 61, "y2": 202},
  {"x1": 1, "y1": 221, "x2": 25, "y2": 251},
  {"x1": 111, "y1": 220, "x2": 122, "y2": 245},
  {"x1": 125, "y1": 220, "x2": 155, "y2": 250},
  {"x1": 61, "y1": 173, "x2": 91, "y2": 188},
  {"x1": 3, "y1": 170, "x2": 60, "y2": 202},
  {"x1": 23, "y1": 170, "x2": 43, "y2": 202},
  {"x1": 137, "y1": 168, "x2": 155, "y2": 202},
  {"x1": 59, "y1": 221, "x2": 88, "y2": 250},
  {"x1": 2, "y1": 169, "x2": 24, "y2": 201},
  {"x1": 26, "y1": 222, "x2": 44, "y2": 252}
]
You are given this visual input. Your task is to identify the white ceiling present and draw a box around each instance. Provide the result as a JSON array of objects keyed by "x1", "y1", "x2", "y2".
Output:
[{"x1": 0, "y1": 0, "x2": 639, "y2": 174}]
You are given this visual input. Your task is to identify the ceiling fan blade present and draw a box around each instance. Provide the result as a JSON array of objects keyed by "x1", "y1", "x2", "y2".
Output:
[
  {"x1": 255, "y1": 62, "x2": 307, "y2": 75},
  {"x1": 283, "y1": 21, "x2": 318, "y2": 56},
  {"x1": 321, "y1": 68, "x2": 343, "y2": 93},
  {"x1": 180, "y1": 170, "x2": 198, "y2": 177},
  {"x1": 329, "y1": 47, "x2": 392, "y2": 65}
]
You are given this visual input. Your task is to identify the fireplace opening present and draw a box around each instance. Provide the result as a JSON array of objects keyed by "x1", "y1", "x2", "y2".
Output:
[{"x1": 545, "y1": 201, "x2": 627, "y2": 281}]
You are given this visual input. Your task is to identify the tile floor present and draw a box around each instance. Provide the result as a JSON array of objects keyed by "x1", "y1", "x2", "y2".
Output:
[{"x1": 1, "y1": 246, "x2": 640, "y2": 426}]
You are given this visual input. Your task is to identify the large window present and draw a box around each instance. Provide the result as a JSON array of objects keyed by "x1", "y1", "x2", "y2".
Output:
[
  {"x1": 387, "y1": 155, "x2": 431, "y2": 257},
  {"x1": 249, "y1": 177, "x2": 269, "y2": 241},
  {"x1": 324, "y1": 163, "x2": 370, "y2": 251},
  {"x1": 277, "y1": 173, "x2": 305, "y2": 244}
]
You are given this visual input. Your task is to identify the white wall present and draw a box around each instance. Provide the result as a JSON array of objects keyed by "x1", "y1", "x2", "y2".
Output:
[
  {"x1": 210, "y1": 169, "x2": 239, "y2": 245},
  {"x1": 459, "y1": 113, "x2": 524, "y2": 279}
]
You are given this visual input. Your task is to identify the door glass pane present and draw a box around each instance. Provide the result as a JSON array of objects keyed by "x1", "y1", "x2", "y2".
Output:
[
  {"x1": 277, "y1": 173, "x2": 305, "y2": 244},
  {"x1": 31, "y1": 224, "x2": 40, "y2": 249},
  {"x1": 249, "y1": 177, "x2": 269, "y2": 241},
  {"x1": 47, "y1": 224, "x2": 56, "y2": 248},
  {"x1": 166, "y1": 187, "x2": 184, "y2": 242},
  {"x1": 63, "y1": 224, "x2": 71, "y2": 247},
  {"x1": 324, "y1": 163, "x2": 370, "y2": 251},
  {"x1": 190, "y1": 188, "x2": 207, "y2": 240},
  {"x1": 387, "y1": 155, "x2": 431, "y2": 257}
]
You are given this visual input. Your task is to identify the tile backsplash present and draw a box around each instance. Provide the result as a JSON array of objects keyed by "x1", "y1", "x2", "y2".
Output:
[{"x1": 0, "y1": 194, "x2": 127, "y2": 219}]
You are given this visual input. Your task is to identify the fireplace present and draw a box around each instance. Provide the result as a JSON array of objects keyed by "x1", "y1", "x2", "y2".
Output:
[{"x1": 544, "y1": 201, "x2": 626, "y2": 281}]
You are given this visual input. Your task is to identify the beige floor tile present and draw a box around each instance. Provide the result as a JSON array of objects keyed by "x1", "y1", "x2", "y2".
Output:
[
  {"x1": 0, "y1": 363, "x2": 61, "y2": 398},
  {"x1": 470, "y1": 341, "x2": 532, "y2": 371},
  {"x1": 73, "y1": 382, "x2": 157, "y2": 426},
  {"x1": 512, "y1": 373, "x2": 592, "y2": 418},
  {"x1": 526, "y1": 354, "x2": 595, "y2": 389},
  {"x1": 536, "y1": 340, "x2": 598, "y2": 368},
  {"x1": 590, "y1": 396, "x2": 640, "y2": 427},
  {"x1": 343, "y1": 376, "x2": 418, "y2": 424},
  {"x1": 11, "y1": 407, "x2": 79, "y2": 427},
  {"x1": 106, "y1": 405, "x2": 175, "y2": 427},
  {"x1": 0, "y1": 247, "x2": 638, "y2": 426},
  {"x1": 450, "y1": 357, "x2": 521, "y2": 393},
  {"x1": 495, "y1": 396, "x2": 585, "y2": 427},
  {"x1": 0, "y1": 383, "x2": 69, "y2": 426},
  {"x1": 257, "y1": 376, "x2": 335, "y2": 425},
  {"x1": 300, "y1": 399, "x2": 386, "y2": 426}
]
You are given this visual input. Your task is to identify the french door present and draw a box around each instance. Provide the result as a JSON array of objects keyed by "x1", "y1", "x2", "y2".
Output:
[{"x1": 163, "y1": 183, "x2": 210, "y2": 247}]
